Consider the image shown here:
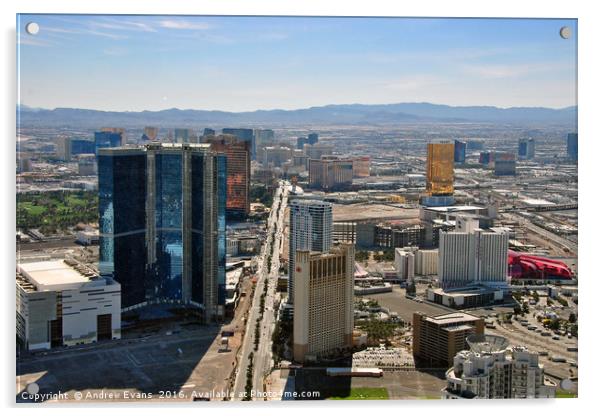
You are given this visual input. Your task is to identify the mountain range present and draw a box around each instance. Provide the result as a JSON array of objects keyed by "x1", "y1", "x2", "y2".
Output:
[{"x1": 17, "y1": 102, "x2": 577, "y2": 128}]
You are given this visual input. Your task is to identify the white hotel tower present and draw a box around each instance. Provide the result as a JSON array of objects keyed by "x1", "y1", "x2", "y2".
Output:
[
  {"x1": 438, "y1": 216, "x2": 509, "y2": 289},
  {"x1": 288, "y1": 200, "x2": 333, "y2": 304}
]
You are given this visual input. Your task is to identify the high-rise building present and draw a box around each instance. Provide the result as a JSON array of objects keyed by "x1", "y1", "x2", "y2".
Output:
[
  {"x1": 308, "y1": 157, "x2": 353, "y2": 191},
  {"x1": 293, "y1": 244, "x2": 354, "y2": 363},
  {"x1": 94, "y1": 131, "x2": 124, "y2": 155},
  {"x1": 143, "y1": 126, "x2": 159, "y2": 141},
  {"x1": 518, "y1": 138, "x2": 535, "y2": 160},
  {"x1": 17, "y1": 157, "x2": 32, "y2": 173},
  {"x1": 71, "y1": 139, "x2": 96, "y2": 155},
  {"x1": 426, "y1": 141, "x2": 454, "y2": 196},
  {"x1": 479, "y1": 151, "x2": 493, "y2": 165},
  {"x1": 307, "y1": 133, "x2": 319, "y2": 145},
  {"x1": 254, "y1": 129, "x2": 275, "y2": 149},
  {"x1": 395, "y1": 247, "x2": 415, "y2": 280},
  {"x1": 454, "y1": 140, "x2": 467, "y2": 164},
  {"x1": 352, "y1": 156, "x2": 371, "y2": 177},
  {"x1": 438, "y1": 217, "x2": 509, "y2": 289},
  {"x1": 222, "y1": 128, "x2": 255, "y2": 159},
  {"x1": 567, "y1": 133, "x2": 578, "y2": 161},
  {"x1": 206, "y1": 134, "x2": 251, "y2": 217},
  {"x1": 260, "y1": 146, "x2": 292, "y2": 168},
  {"x1": 494, "y1": 152, "x2": 516, "y2": 176},
  {"x1": 296, "y1": 136, "x2": 308, "y2": 150},
  {"x1": 56, "y1": 137, "x2": 71, "y2": 160},
  {"x1": 412, "y1": 312, "x2": 484, "y2": 367},
  {"x1": 101, "y1": 127, "x2": 126, "y2": 140},
  {"x1": 98, "y1": 143, "x2": 226, "y2": 322},
  {"x1": 415, "y1": 249, "x2": 438, "y2": 276},
  {"x1": 304, "y1": 143, "x2": 333, "y2": 160},
  {"x1": 288, "y1": 200, "x2": 333, "y2": 304},
  {"x1": 203, "y1": 128, "x2": 216, "y2": 137},
  {"x1": 174, "y1": 128, "x2": 196, "y2": 143},
  {"x1": 444, "y1": 335, "x2": 556, "y2": 399}
]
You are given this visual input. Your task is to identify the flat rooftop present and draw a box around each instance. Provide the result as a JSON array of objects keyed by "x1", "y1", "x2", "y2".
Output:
[
  {"x1": 422, "y1": 205, "x2": 486, "y2": 213},
  {"x1": 423, "y1": 312, "x2": 481, "y2": 325},
  {"x1": 17, "y1": 260, "x2": 97, "y2": 292},
  {"x1": 333, "y1": 203, "x2": 418, "y2": 222}
]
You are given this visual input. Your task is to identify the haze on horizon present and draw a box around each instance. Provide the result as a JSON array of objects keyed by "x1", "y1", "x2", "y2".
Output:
[{"x1": 17, "y1": 15, "x2": 577, "y2": 113}]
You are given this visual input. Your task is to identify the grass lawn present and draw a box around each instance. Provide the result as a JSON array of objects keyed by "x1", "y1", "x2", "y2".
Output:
[
  {"x1": 555, "y1": 389, "x2": 577, "y2": 398},
  {"x1": 66, "y1": 195, "x2": 87, "y2": 207},
  {"x1": 20, "y1": 203, "x2": 47, "y2": 216},
  {"x1": 329, "y1": 387, "x2": 389, "y2": 400}
]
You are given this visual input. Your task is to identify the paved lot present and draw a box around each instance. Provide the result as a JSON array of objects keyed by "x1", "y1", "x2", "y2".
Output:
[
  {"x1": 364, "y1": 287, "x2": 452, "y2": 322},
  {"x1": 291, "y1": 368, "x2": 446, "y2": 400},
  {"x1": 17, "y1": 327, "x2": 231, "y2": 402},
  {"x1": 17, "y1": 280, "x2": 257, "y2": 404}
]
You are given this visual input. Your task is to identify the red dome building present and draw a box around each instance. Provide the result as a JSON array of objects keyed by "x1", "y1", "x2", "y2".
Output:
[{"x1": 507, "y1": 250, "x2": 573, "y2": 281}]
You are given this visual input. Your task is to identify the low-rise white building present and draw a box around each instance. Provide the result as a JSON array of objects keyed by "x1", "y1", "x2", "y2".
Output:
[{"x1": 16, "y1": 258, "x2": 121, "y2": 350}]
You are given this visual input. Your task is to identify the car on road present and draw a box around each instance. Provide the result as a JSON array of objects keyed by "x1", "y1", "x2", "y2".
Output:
[{"x1": 550, "y1": 356, "x2": 567, "y2": 363}]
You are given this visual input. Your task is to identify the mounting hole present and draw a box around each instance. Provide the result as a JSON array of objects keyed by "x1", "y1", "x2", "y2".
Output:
[
  {"x1": 25, "y1": 22, "x2": 40, "y2": 35},
  {"x1": 559, "y1": 26, "x2": 571, "y2": 40},
  {"x1": 560, "y1": 378, "x2": 574, "y2": 390}
]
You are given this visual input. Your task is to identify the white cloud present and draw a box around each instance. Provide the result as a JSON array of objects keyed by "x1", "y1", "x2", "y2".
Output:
[
  {"x1": 158, "y1": 20, "x2": 212, "y2": 30},
  {"x1": 90, "y1": 19, "x2": 157, "y2": 33},
  {"x1": 41, "y1": 25, "x2": 127, "y2": 40},
  {"x1": 18, "y1": 37, "x2": 53, "y2": 47}
]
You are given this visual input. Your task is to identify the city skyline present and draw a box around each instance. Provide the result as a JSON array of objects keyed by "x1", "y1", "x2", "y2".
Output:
[{"x1": 17, "y1": 15, "x2": 577, "y2": 112}]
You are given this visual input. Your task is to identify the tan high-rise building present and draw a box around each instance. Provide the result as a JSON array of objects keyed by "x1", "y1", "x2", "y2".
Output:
[
  {"x1": 206, "y1": 134, "x2": 251, "y2": 216},
  {"x1": 143, "y1": 126, "x2": 159, "y2": 141},
  {"x1": 56, "y1": 136, "x2": 71, "y2": 161},
  {"x1": 308, "y1": 157, "x2": 353, "y2": 191},
  {"x1": 412, "y1": 312, "x2": 484, "y2": 367},
  {"x1": 426, "y1": 141, "x2": 454, "y2": 196},
  {"x1": 293, "y1": 244, "x2": 354, "y2": 363},
  {"x1": 352, "y1": 156, "x2": 371, "y2": 177}
]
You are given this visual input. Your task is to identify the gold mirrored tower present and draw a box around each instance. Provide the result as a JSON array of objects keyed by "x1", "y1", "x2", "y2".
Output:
[{"x1": 426, "y1": 141, "x2": 454, "y2": 196}]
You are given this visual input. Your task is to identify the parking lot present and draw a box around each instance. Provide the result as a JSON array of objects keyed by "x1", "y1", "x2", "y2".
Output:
[
  {"x1": 291, "y1": 368, "x2": 446, "y2": 400},
  {"x1": 365, "y1": 287, "x2": 452, "y2": 322},
  {"x1": 17, "y1": 325, "x2": 235, "y2": 402}
]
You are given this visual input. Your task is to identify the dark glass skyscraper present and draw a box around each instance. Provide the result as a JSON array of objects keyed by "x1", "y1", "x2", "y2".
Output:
[
  {"x1": 307, "y1": 133, "x2": 319, "y2": 145},
  {"x1": 518, "y1": 138, "x2": 535, "y2": 160},
  {"x1": 454, "y1": 140, "x2": 467, "y2": 164},
  {"x1": 98, "y1": 143, "x2": 226, "y2": 322},
  {"x1": 567, "y1": 133, "x2": 578, "y2": 161},
  {"x1": 95, "y1": 131, "x2": 123, "y2": 155},
  {"x1": 71, "y1": 139, "x2": 96, "y2": 155},
  {"x1": 222, "y1": 128, "x2": 255, "y2": 159}
]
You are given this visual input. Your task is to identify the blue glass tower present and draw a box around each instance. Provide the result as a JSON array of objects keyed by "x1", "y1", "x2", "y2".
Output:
[
  {"x1": 567, "y1": 133, "x2": 578, "y2": 162},
  {"x1": 454, "y1": 140, "x2": 466, "y2": 164},
  {"x1": 95, "y1": 131, "x2": 123, "y2": 155},
  {"x1": 98, "y1": 143, "x2": 227, "y2": 322},
  {"x1": 71, "y1": 139, "x2": 96, "y2": 155}
]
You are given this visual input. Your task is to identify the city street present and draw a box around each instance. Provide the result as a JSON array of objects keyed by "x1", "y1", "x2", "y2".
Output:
[{"x1": 232, "y1": 180, "x2": 289, "y2": 400}]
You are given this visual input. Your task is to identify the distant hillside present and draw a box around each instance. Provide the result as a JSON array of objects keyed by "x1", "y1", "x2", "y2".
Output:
[{"x1": 17, "y1": 102, "x2": 577, "y2": 128}]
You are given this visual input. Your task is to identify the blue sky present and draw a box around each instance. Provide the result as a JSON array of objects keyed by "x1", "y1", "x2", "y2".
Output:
[{"x1": 17, "y1": 15, "x2": 577, "y2": 112}]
